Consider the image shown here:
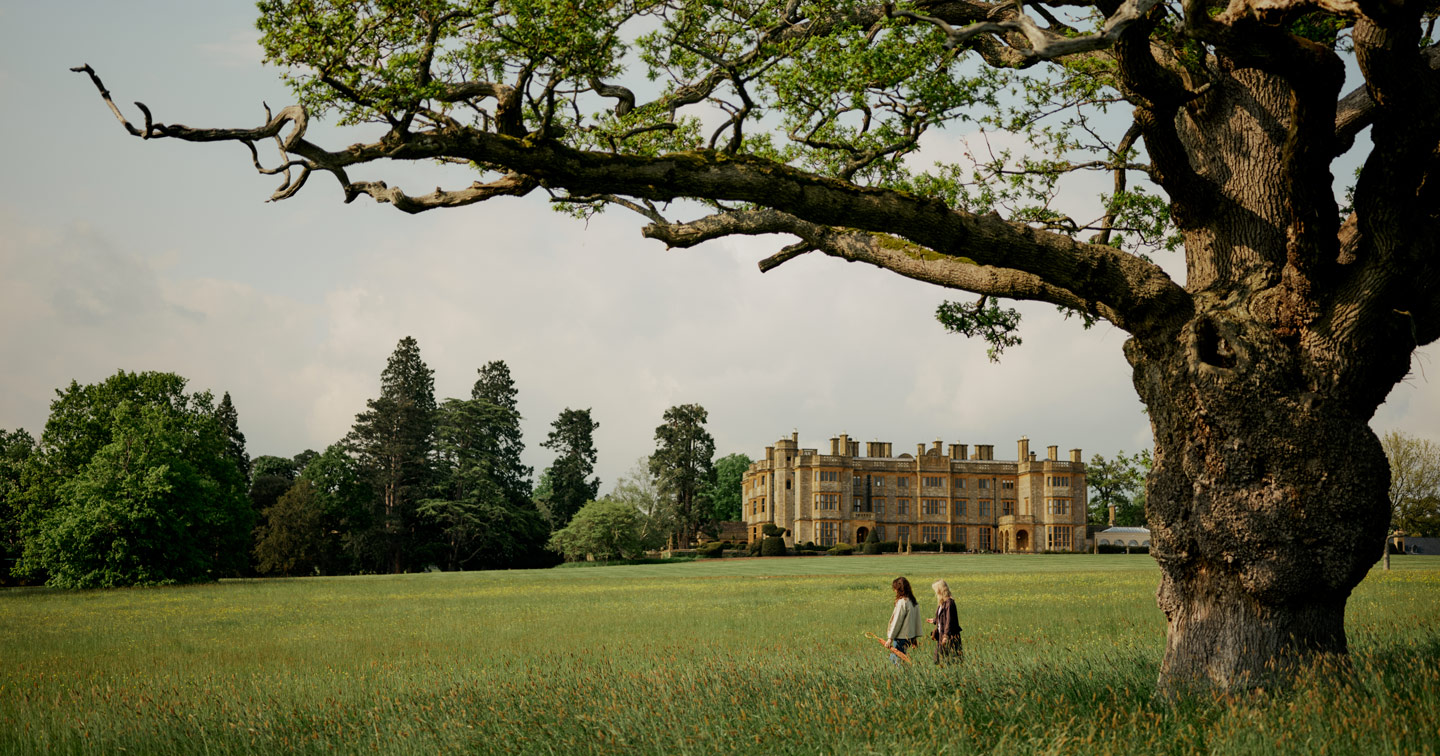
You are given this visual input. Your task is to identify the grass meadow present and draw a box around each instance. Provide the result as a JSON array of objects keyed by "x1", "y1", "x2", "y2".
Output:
[{"x1": 2, "y1": 554, "x2": 1438, "y2": 755}]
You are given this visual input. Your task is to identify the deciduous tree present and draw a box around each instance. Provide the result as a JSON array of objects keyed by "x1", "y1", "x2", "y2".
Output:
[
  {"x1": 705, "y1": 452, "x2": 753, "y2": 523},
  {"x1": 15, "y1": 372, "x2": 252, "y2": 587},
  {"x1": 0, "y1": 429, "x2": 36, "y2": 581},
  {"x1": 1087, "y1": 451, "x2": 1146, "y2": 525},
  {"x1": 1381, "y1": 431, "x2": 1440, "y2": 538},
  {"x1": 547, "y1": 498, "x2": 644, "y2": 561},
  {"x1": 78, "y1": 0, "x2": 1440, "y2": 692}
]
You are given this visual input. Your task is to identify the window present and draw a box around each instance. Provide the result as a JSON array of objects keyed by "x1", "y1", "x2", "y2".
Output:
[
  {"x1": 897, "y1": 525, "x2": 910, "y2": 543},
  {"x1": 785, "y1": 477, "x2": 791, "y2": 490},
  {"x1": 953, "y1": 478, "x2": 966, "y2": 490},
  {"x1": 1047, "y1": 498, "x2": 1070, "y2": 516},
  {"x1": 815, "y1": 493, "x2": 839, "y2": 511},
  {"x1": 874, "y1": 525, "x2": 886, "y2": 541},
  {"x1": 954, "y1": 500, "x2": 967, "y2": 518},
  {"x1": 922, "y1": 499, "x2": 946, "y2": 515},
  {"x1": 1048, "y1": 476, "x2": 1071, "y2": 487},
  {"x1": 897, "y1": 477, "x2": 910, "y2": 489},
  {"x1": 1002, "y1": 500, "x2": 1013, "y2": 516},
  {"x1": 978, "y1": 479, "x2": 991, "y2": 490},
  {"x1": 979, "y1": 500, "x2": 991, "y2": 518},
  {"x1": 979, "y1": 527, "x2": 993, "y2": 551},
  {"x1": 873, "y1": 476, "x2": 885, "y2": 489},
  {"x1": 873, "y1": 498, "x2": 886, "y2": 515},
  {"x1": 922, "y1": 525, "x2": 945, "y2": 543},
  {"x1": 951, "y1": 527, "x2": 967, "y2": 548},
  {"x1": 1047, "y1": 526, "x2": 1073, "y2": 551},
  {"x1": 815, "y1": 470, "x2": 839, "y2": 483},
  {"x1": 1002, "y1": 480, "x2": 1015, "y2": 490},
  {"x1": 896, "y1": 498, "x2": 910, "y2": 515},
  {"x1": 923, "y1": 476, "x2": 945, "y2": 488},
  {"x1": 854, "y1": 498, "x2": 864, "y2": 511},
  {"x1": 819, "y1": 522, "x2": 837, "y2": 547}
]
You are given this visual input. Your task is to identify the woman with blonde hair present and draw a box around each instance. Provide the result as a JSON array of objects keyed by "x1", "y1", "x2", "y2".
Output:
[
  {"x1": 926, "y1": 579, "x2": 963, "y2": 664},
  {"x1": 883, "y1": 576, "x2": 921, "y2": 664}
]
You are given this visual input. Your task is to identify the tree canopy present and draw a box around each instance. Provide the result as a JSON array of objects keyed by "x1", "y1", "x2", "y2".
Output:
[
  {"x1": 14, "y1": 371, "x2": 253, "y2": 588},
  {"x1": 77, "y1": 0, "x2": 1440, "y2": 692}
]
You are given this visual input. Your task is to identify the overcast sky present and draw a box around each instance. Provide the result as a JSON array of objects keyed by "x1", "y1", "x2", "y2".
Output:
[{"x1": 2, "y1": 2, "x2": 1436, "y2": 490}]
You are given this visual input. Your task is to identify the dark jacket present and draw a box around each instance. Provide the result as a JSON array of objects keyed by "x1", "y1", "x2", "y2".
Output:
[{"x1": 931, "y1": 598, "x2": 963, "y2": 662}]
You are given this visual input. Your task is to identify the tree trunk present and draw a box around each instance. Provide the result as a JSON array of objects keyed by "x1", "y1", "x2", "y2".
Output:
[{"x1": 1128, "y1": 313, "x2": 1391, "y2": 695}]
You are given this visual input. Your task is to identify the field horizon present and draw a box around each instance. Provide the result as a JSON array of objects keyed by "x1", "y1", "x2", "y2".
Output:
[{"x1": 3, "y1": 554, "x2": 1438, "y2": 754}]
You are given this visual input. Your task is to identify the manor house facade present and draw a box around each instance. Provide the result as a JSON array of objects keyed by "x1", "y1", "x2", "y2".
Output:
[{"x1": 742, "y1": 433, "x2": 1088, "y2": 553}]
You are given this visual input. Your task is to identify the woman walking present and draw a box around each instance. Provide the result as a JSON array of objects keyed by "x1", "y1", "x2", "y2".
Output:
[
  {"x1": 883, "y1": 576, "x2": 921, "y2": 664},
  {"x1": 926, "y1": 579, "x2": 963, "y2": 664}
]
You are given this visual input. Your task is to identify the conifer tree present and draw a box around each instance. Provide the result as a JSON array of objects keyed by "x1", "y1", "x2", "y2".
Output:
[
  {"x1": 541, "y1": 408, "x2": 599, "y2": 529},
  {"x1": 349, "y1": 336, "x2": 437, "y2": 573},
  {"x1": 214, "y1": 392, "x2": 250, "y2": 483},
  {"x1": 649, "y1": 404, "x2": 716, "y2": 549}
]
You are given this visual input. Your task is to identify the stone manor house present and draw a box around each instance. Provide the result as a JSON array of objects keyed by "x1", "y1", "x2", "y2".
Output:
[{"x1": 742, "y1": 433, "x2": 1089, "y2": 553}]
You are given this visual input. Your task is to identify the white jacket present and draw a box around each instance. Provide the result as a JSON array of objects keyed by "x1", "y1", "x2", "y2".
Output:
[{"x1": 887, "y1": 598, "x2": 921, "y2": 641}]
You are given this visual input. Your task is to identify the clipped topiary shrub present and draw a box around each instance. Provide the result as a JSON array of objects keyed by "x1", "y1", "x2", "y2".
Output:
[
  {"x1": 761, "y1": 536, "x2": 787, "y2": 557},
  {"x1": 863, "y1": 528, "x2": 881, "y2": 555},
  {"x1": 878, "y1": 540, "x2": 900, "y2": 553},
  {"x1": 761, "y1": 523, "x2": 788, "y2": 538},
  {"x1": 696, "y1": 541, "x2": 726, "y2": 558},
  {"x1": 746, "y1": 539, "x2": 761, "y2": 556},
  {"x1": 827, "y1": 543, "x2": 855, "y2": 556}
]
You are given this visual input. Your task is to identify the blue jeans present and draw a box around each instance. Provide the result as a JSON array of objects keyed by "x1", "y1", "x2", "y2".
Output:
[{"x1": 889, "y1": 637, "x2": 913, "y2": 665}]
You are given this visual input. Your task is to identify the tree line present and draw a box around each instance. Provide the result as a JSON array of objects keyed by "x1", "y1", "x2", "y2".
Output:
[{"x1": 0, "y1": 338, "x2": 750, "y2": 587}]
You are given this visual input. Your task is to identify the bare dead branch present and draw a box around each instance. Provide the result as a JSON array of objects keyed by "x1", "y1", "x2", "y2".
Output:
[{"x1": 345, "y1": 173, "x2": 537, "y2": 213}]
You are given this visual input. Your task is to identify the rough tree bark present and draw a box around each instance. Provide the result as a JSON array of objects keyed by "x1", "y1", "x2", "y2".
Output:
[{"x1": 74, "y1": 0, "x2": 1439, "y2": 694}]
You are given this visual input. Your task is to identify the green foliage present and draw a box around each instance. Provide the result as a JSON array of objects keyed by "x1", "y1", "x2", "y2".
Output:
[
  {"x1": 704, "y1": 452, "x2": 751, "y2": 522},
  {"x1": 1383, "y1": 431, "x2": 1440, "y2": 537},
  {"x1": 547, "y1": 498, "x2": 644, "y2": 561},
  {"x1": 761, "y1": 523, "x2": 787, "y2": 538},
  {"x1": 253, "y1": 478, "x2": 326, "y2": 576},
  {"x1": 541, "y1": 408, "x2": 600, "y2": 529},
  {"x1": 695, "y1": 540, "x2": 726, "y2": 558},
  {"x1": 215, "y1": 392, "x2": 250, "y2": 483},
  {"x1": 16, "y1": 371, "x2": 252, "y2": 588},
  {"x1": 296, "y1": 443, "x2": 374, "y2": 573},
  {"x1": 935, "y1": 298, "x2": 1023, "y2": 362},
  {"x1": 760, "y1": 535, "x2": 787, "y2": 556},
  {"x1": 0, "y1": 428, "x2": 36, "y2": 580},
  {"x1": 863, "y1": 527, "x2": 881, "y2": 555},
  {"x1": 347, "y1": 336, "x2": 437, "y2": 572},
  {"x1": 827, "y1": 543, "x2": 854, "y2": 556},
  {"x1": 424, "y1": 392, "x2": 549, "y2": 571},
  {"x1": 649, "y1": 403, "x2": 716, "y2": 548},
  {"x1": 608, "y1": 458, "x2": 672, "y2": 552},
  {"x1": 1087, "y1": 450, "x2": 1149, "y2": 526}
]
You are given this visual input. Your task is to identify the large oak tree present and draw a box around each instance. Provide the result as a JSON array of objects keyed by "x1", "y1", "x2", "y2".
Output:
[{"x1": 78, "y1": 0, "x2": 1439, "y2": 692}]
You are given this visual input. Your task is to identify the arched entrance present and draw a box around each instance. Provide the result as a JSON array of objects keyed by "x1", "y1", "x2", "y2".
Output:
[
  {"x1": 1015, "y1": 530, "x2": 1029, "y2": 552},
  {"x1": 856, "y1": 526, "x2": 869, "y2": 544}
]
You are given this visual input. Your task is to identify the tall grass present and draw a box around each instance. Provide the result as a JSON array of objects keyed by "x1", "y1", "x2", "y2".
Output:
[{"x1": 1, "y1": 555, "x2": 1437, "y2": 755}]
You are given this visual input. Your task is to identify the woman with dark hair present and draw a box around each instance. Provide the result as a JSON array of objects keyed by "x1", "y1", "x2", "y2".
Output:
[
  {"x1": 883, "y1": 576, "x2": 921, "y2": 664},
  {"x1": 926, "y1": 579, "x2": 963, "y2": 664}
]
